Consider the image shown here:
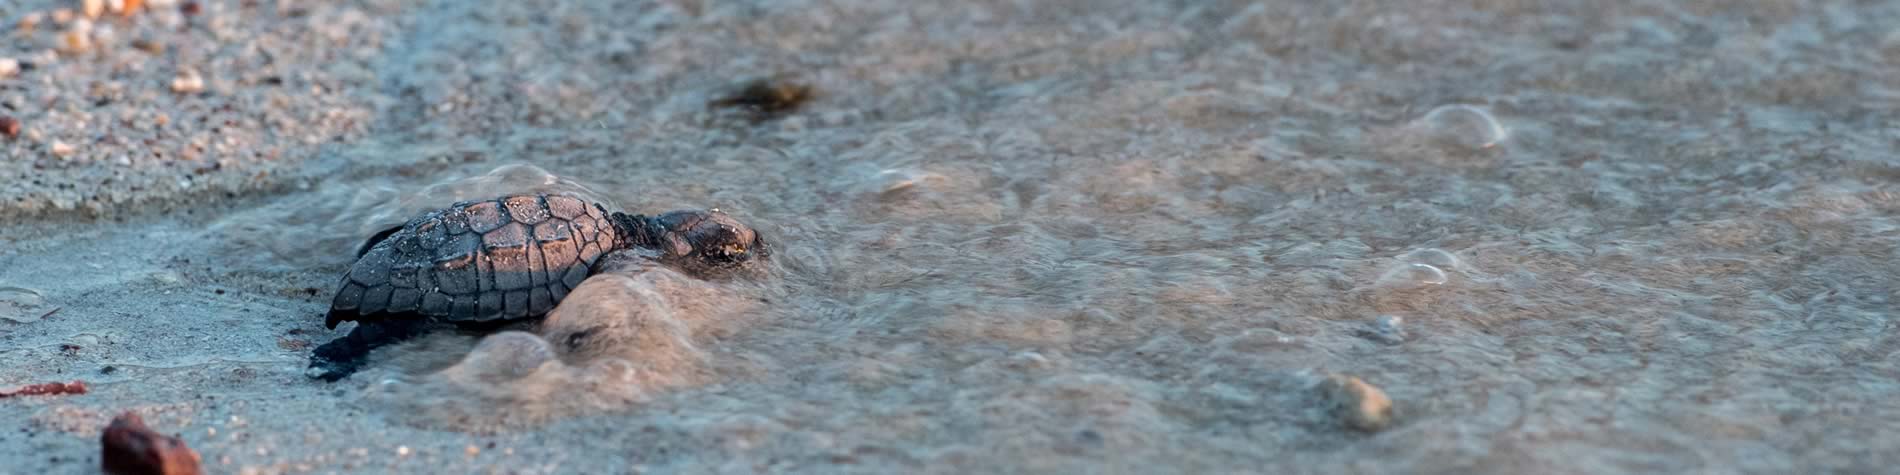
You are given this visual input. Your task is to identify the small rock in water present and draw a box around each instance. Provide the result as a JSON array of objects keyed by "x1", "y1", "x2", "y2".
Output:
[
  {"x1": 708, "y1": 76, "x2": 814, "y2": 120},
  {"x1": 0, "y1": 117, "x2": 20, "y2": 139},
  {"x1": 50, "y1": 140, "x2": 77, "y2": 157},
  {"x1": 101, "y1": 413, "x2": 203, "y2": 475},
  {"x1": 0, "y1": 58, "x2": 19, "y2": 78},
  {"x1": 1357, "y1": 315, "x2": 1406, "y2": 345},
  {"x1": 170, "y1": 68, "x2": 204, "y2": 94},
  {"x1": 1319, "y1": 374, "x2": 1393, "y2": 432}
]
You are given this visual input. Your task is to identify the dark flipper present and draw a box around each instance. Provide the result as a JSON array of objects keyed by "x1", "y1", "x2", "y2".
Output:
[
  {"x1": 354, "y1": 224, "x2": 405, "y2": 258},
  {"x1": 306, "y1": 316, "x2": 433, "y2": 382}
]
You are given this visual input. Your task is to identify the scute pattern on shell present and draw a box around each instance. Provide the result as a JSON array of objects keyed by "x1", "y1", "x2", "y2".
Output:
[{"x1": 327, "y1": 193, "x2": 621, "y2": 326}]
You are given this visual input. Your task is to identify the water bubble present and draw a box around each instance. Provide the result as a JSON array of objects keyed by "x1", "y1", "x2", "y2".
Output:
[
  {"x1": 1376, "y1": 263, "x2": 1448, "y2": 288},
  {"x1": 359, "y1": 256, "x2": 761, "y2": 432},
  {"x1": 1414, "y1": 104, "x2": 1507, "y2": 150},
  {"x1": 842, "y1": 165, "x2": 944, "y2": 201},
  {"x1": 1397, "y1": 248, "x2": 1463, "y2": 272},
  {"x1": 0, "y1": 287, "x2": 54, "y2": 323},
  {"x1": 443, "y1": 331, "x2": 558, "y2": 384},
  {"x1": 584, "y1": 358, "x2": 641, "y2": 384}
]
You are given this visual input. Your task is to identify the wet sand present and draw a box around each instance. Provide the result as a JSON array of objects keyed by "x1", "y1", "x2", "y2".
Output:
[{"x1": 4, "y1": 0, "x2": 1899, "y2": 473}]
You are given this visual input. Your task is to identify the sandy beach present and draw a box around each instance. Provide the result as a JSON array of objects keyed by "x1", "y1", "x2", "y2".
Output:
[{"x1": 4, "y1": 0, "x2": 1899, "y2": 473}]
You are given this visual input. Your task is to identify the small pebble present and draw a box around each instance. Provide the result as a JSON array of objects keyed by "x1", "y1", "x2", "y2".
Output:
[
  {"x1": 114, "y1": 0, "x2": 144, "y2": 16},
  {"x1": 1319, "y1": 375, "x2": 1394, "y2": 432},
  {"x1": 0, "y1": 117, "x2": 19, "y2": 139},
  {"x1": 101, "y1": 413, "x2": 203, "y2": 475},
  {"x1": 52, "y1": 9, "x2": 76, "y2": 24},
  {"x1": 18, "y1": 12, "x2": 43, "y2": 31},
  {"x1": 170, "y1": 68, "x2": 205, "y2": 94},
  {"x1": 51, "y1": 140, "x2": 76, "y2": 157},
  {"x1": 709, "y1": 77, "x2": 814, "y2": 120},
  {"x1": 60, "y1": 26, "x2": 94, "y2": 55},
  {"x1": 180, "y1": 1, "x2": 201, "y2": 15},
  {"x1": 396, "y1": 446, "x2": 411, "y2": 456},
  {"x1": 464, "y1": 445, "x2": 480, "y2": 456},
  {"x1": 1357, "y1": 315, "x2": 1406, "y2": 345},
  {"x1": 130, "y1": 39, "x2": 164, "y2": 54},
  {"x1": 85, "y1": 0, "x2": 108, "y2": 19},
  {"x1": 0, "y1": 58, "x2": 19, "y2": 78}
]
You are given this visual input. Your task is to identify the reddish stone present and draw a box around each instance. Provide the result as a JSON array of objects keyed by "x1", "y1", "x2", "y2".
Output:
[
  {"x1": 101, "y1": 413, "x2": 202, "y2": 475},
  {"x1": 0, "y1": 380, "x2": 86, "y2": 398}
]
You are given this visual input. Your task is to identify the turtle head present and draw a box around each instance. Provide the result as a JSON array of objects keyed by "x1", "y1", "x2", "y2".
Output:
[{"x1": 645, "y1": 209, "x2": 770, "y2": 272}]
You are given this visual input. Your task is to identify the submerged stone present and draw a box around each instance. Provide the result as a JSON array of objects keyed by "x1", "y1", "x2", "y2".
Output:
[{"x1": 1320, "y1": 374, "x2": 1394, "y2": 432}]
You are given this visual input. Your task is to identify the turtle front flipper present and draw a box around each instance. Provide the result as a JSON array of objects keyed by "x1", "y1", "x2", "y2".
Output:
[{"x1": 306, "y1": 317, "x2": 432, "y2": 382}]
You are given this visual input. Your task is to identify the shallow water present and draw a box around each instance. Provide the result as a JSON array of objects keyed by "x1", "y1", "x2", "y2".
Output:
[{"x1": 4, "y1": 0, "x2": 1899, "y2": 473}]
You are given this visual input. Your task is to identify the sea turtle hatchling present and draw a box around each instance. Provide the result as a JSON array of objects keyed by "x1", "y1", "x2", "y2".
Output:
[{"x1": 306, "y1": 192, "x2": 770, "y2": 381}]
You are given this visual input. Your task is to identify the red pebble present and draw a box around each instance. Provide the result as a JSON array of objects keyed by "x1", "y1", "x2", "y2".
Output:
[
  {"x1": 0, "y1": 380, "x2": 87, "y2": 398},
  {"x1": 102, "y1": 413, "x2": 203, "y2": 475}
]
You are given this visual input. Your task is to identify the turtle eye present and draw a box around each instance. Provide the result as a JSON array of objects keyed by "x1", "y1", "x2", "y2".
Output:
[{"x1": 565, "y1": 328, "x2": 597, "y2": 349}]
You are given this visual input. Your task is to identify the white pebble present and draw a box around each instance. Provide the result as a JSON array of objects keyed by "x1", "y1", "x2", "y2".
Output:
[
  {"x1": 171, "y1": 68, "x2": 205, "y2": 93},
  {"x1": 0, "y1": 58, "x2": 18, "y2": 78},
  {"x1": 50, "y1": 140, "x2": 76, "y2": 157}
]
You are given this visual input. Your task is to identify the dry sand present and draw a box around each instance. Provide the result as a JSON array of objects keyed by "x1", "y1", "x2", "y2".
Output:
[{"x1": 4, "y1": 0, "x2": 1900, "y2": 473}]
